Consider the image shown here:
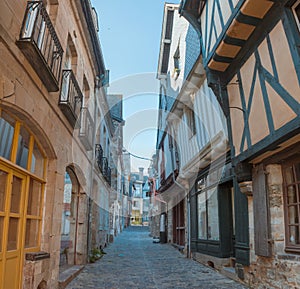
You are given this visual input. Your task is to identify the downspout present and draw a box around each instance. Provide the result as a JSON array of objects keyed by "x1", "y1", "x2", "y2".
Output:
[
  {"x1": 74, "y1": 189, "x2": 80, "y2": 265},
  {"x1": 86, "y1": 76, "x2": 100, "y2": 262}
]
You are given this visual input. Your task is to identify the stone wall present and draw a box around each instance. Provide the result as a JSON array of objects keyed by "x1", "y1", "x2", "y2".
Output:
[
  {"x1": 244, "y1": 164, "x2": 300, "y2": 289},
  {"x1": 0, "y1": 0, "x2": 112, "y2": 288},
  {"x1": 167, "y1": 209, "x2": 173, "y2": 243}
]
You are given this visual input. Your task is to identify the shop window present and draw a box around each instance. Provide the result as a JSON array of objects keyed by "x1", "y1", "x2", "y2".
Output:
[
  {"x1": 283, "y1": 160, "x2": 300, "y2": 251},
  {"x1": 197, "y1": 180, "x2": 220, "y2": 241}
]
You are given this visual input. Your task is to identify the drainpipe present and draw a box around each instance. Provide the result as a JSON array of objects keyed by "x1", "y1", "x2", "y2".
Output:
[
  {"x1": 74, "y1": 191, "x2": 80, "y2": 265},
  {"x1": 86, "y1": 76, "x2": 100, "y2": 262}
]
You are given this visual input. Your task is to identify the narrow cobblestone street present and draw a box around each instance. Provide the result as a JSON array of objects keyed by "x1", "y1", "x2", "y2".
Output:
[{"x1": 66, "y1": 227, "x2": 247, "y2": 289}]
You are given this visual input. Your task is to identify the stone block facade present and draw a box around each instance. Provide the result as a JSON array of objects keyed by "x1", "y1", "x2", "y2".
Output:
[
  {"x1": 0, "y1": 1, "x2": 122, "y2": 288},
  {"x1": 244, "y1": 164, "x2": 300, "y2": 289}
]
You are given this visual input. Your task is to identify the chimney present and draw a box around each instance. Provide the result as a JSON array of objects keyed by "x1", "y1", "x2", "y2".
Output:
[{"x1": 139, "y1": 167, "x2": 144, "y2": 181}]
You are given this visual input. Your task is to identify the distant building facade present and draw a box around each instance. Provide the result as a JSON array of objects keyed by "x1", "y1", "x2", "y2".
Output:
[{"x1": 130, "y1": 168, "x2": 149, "y2": 225}]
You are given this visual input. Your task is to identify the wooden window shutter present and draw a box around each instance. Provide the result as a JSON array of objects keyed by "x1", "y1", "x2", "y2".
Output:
[{"x1": 252, "y1": 164, "x2": 271, "y2": 257}]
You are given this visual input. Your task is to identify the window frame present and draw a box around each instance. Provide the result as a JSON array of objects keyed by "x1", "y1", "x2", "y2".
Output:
[
  {"x1": 283, "y1": 157, "x2": 300, "y2": 253},
  {"x1": 185, "y1": 106, "x2": 196, "y2": 138},
  {"x1": 196, "y1": 178, "x2": 220, "y2": 241},
  {"x1": 0, "y1": 109, "x2": 46, "y2": 252}
]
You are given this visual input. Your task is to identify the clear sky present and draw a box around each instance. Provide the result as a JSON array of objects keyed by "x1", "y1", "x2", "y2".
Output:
[{"x1": 91, "y1": 0, "x2": 180, "y2": 173}]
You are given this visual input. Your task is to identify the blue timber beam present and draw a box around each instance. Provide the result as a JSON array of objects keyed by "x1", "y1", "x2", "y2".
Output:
[{"x1": 179, "y1": 0, "x2": 205, "y2": 36}]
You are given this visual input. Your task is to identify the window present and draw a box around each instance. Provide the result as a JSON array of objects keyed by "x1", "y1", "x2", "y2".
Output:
[
  {"x1": 0, "y1": 109, "x2": 46, "y2": 251},
  {"x1": 185, "y1": 106, "x2": 196, "y2": 137},
  {"x1": 283, "y1": 160, "x2": 300, "y2": 251},
  {"x1": 0, "y1": 111, "x2": 15, "y2": 160},
  {"x1": 173, "y1": 46, "x2": 181, "y2": 79},
  {"x1": 292, "y1": 0, "x2": 300, "y2": 31},
  {"x1": 197, "y1": 178, "x2": 219, "y2": 241}
]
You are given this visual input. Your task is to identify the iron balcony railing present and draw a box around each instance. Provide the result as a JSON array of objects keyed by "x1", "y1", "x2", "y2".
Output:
[
  {"x1": 107, "y1": 167, "x2": 111, "y2": 185},
  {"x1": 79, "y1": 107, "x2": 94, "y2": 151},
  {"x1": 95, "y1": 144, "x2": 103, "y2": 171},
  {"x1": 17, "y1": 1, "x2": 63, "y2": 91},
  {"x1": 95, "y1": 144, "x2": 111, "y2": 185},
  {"x1": 102, "y1": 157, "x2": 108, "y2": 178},
  {"x1": 59, "y1": 70, "x2": 83, "y2": 128}
]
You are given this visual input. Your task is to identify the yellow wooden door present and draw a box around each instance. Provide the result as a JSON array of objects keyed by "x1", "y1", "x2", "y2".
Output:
[{"x1": 0, "y1": 165, "x2": 26, "y2": 289}]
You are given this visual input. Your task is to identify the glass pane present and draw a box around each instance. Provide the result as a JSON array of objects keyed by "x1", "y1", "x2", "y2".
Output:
[
  {"x1": 27, "y1": 179, "x2": 42, "y2": 216},
  {"x1": 64, "y1": 172, "x2": 72, "y2": 204},
  {"x1": 287, "y1": 185, "x2": 298, "y2": 204},
  {"x1": 207, "y1": 187, "x2": 219, "y2": 241},
  {"x1": 7, "y1": 217, "x2": 19, "y2": 251},
  {"x1": 0, "y1": 217, "x2": 3, "y2": 252},
  {"x1": 16, "y1": 126, "x2": 30, "y2": 169},
  {"x1": 25, "y1": 219, "x2": 39, "y2": 248},
  {"x1": 0, "y1": 170, "x2": 8, "y2": 211},
  {"x1": 30, "y1": 141, "x2": 44, "y2": 178},
  {"x1": 288, "y1": 205, "x2": 299, "y2": 225},
  {"x1": 10, "y1": 176, "x2": 22, "y2": 214},
  {"x1": 197, "y1": 193, "x2": 206, "y2": 239},
  {"x1": 289, "y1": 225, "x2": 300, "y2": 244},
  {"x1": 285, "y1": 166, "x2": 295, "y2": 184},
  {"x1": 0, "y1": 112, "x2": 15, "y2": 160}
]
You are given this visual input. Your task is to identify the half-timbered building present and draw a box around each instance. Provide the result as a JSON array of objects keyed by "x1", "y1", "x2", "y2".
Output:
[{"x1": 181, "y1": 0, "x2": 300, "y2": 287}]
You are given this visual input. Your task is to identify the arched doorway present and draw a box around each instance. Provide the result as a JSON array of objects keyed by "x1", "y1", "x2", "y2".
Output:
[{"x1": 60, "y1": 167, "x2": 81, "y2": 267}]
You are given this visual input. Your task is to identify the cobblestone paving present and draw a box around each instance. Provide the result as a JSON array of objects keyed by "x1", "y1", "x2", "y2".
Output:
[{"x1": 66, "y1": 226, "x2": 248, "y2": 289}]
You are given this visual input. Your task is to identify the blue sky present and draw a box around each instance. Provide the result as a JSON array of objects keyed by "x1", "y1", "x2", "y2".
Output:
[{"x1": 91, "y1": 0, "x2": 180, "y2": 172}]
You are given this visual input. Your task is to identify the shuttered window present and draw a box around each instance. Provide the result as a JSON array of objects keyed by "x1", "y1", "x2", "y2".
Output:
[
  {"x1": 161, "y1": 43, "x2": 171, "y2": 74},
  {"x1": 165, "y1": 10, "x2": 174, "y2": 40},
  {"x1": 283, "y1": 160, "x2": 300, "y2": 252},
  {"x1": 252, "y1": 164, "x2": 271, "y2": 257}
]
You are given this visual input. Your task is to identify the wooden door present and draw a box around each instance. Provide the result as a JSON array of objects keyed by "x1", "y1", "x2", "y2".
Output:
[{"x1": 0, "y1": 165, "x2": 26, "y2": 289}]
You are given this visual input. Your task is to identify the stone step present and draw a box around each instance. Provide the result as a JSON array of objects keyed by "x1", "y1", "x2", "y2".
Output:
[{"x1": 58, "y1": 265, "x2": 85, "y2": 289}]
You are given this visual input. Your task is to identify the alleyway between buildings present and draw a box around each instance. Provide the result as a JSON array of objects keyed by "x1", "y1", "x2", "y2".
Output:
[{"x1": 66, "y1": 226, "x2": 247, "y2": 289}]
